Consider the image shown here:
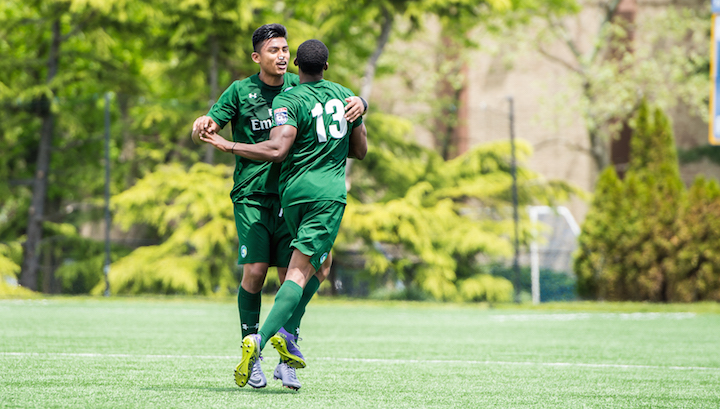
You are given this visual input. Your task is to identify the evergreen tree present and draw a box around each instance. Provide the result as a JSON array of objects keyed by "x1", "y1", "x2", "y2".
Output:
[
  {"x1": 671, "y1": 177, "x2": 720, "y2": 301},
  {"x1": 574, "y1": 166, "x2": 623, "y2": 299},
  {"x1": 575, "y1": 100, "x2": 689, "y2": 301}
]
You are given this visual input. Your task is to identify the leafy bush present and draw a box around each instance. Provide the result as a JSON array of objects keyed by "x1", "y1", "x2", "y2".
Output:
[
  {"x1": 0, "y1": 241, "x2": 32, "y2": 296},
  {"x1": 340, "y1": 113, "x2": 580, "y2": 302},
  {"x1": 105, "y1": 163, "x2": 237, "y2": 295}
]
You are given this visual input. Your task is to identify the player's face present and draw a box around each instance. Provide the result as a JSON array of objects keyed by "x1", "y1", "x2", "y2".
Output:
[{"x1": 253, "y1": 37, "x2": 290, "y2": 78}]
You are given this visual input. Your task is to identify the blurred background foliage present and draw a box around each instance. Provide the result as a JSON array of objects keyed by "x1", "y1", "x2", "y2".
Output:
[
  {"x1": 0, "y1": 0, "x2": 714, "y2": 302},
  {"x1": 575, "y1": 100, "x2": 720, "y2": 302}
]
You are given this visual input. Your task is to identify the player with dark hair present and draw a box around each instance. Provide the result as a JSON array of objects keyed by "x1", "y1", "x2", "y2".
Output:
[
  {"x1": 200, "y1": 38, "x2": 368, "y2": 391},
  {"x1": 192, "y1": 25, "x2": 366, "y2": 390}
]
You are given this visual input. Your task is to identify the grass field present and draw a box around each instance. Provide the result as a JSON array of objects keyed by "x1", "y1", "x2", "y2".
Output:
[{"x1": 1, "y1": 296, "x2": 719, "y2": 408}]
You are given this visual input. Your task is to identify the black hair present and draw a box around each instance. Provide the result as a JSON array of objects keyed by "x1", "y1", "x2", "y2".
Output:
[
  {"x1": 252, "y1": 24, "x2": 287, "y2": 52},
  {"x1": 296, "y1": 39, "x2": 328, "y2": 75}
]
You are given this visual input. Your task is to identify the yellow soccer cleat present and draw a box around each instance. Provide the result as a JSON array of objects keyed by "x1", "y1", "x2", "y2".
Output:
[
  {"x1": 234, "y1": 334, "x2": 261, "y2": 387},
  {"x1": 269, "y1": 330, "x2": 306, "y2": 369}
]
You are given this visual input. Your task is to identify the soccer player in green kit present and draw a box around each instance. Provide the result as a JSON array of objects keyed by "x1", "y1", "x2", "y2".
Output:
[
  {"x1": 192, "y1": 25, "x2": 366, "y2": 390},
  {"x1": 200, "y1": 39, "x2": 368, "y2": 391}
]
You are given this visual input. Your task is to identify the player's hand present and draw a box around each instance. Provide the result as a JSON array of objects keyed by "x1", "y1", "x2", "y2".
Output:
[
  {"x1": 199, "y1": 131, "x2": 232, "y2": 153},
  {"x1": 192, "y1": 116, "x2": 221, "y2": 145},
  {"x1": 344, "y1": 96, "x2": 366, "y2": 122},
  {"x1": 192, "y1": 116, "x2": 211, "y2": 134}
]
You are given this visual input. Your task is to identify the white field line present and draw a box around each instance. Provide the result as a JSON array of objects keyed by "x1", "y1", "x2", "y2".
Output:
[
  {"x1": 1, "y1": 352, "x2": 718, "y2": 372},
  {"x1": 490, "y1": 312, "x2": 697, "y2": 322}
]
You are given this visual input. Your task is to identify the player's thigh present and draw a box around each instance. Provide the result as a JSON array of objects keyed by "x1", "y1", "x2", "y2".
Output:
[
  {"x1": 233, "y1": 202, "x2": 272, "y2": 265},
  {"x1": 270, "y1": 203, "x2": 293, "y2": 269},
  {"x1": 284, "y1": 201, "x2": 345, "y2": 272}
]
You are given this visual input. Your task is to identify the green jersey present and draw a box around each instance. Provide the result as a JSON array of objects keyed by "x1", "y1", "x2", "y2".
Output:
[
  {"x1": 208, "y1": 73, "x2": 299, "y2": 205},
  {"x1": 271, "y1": 79, "x2": 363, "y2": 208}
]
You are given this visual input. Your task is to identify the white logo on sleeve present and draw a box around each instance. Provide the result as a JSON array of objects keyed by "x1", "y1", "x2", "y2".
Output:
[
  {"x1": 319, "y1": 252, "x2": 328, "y2": 264},
  {"x1": 241, "y1": 245, "x2": 248, "y2": 258},
  {"x1": 274, "y1": 108, "x2": 288, "y2": 125},
  {"x1": 249, "y1": 93, "x2": 257, "y2": 99}
]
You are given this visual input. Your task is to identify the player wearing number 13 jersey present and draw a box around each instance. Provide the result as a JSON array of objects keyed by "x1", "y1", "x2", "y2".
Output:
[
  {"x1": 270, "y1": 45, "x2": 365, "y2": 272},
  {"x1": 272, "y1": 77, "x2": 362, "y2": 209}
]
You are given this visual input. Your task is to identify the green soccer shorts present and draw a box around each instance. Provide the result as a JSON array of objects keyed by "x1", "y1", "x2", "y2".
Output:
[
  {"x1": 233, "y1": 200, "x2": 292, "y2": 268},
  {"x1": 282, "y1": 201, "x2": 346, "y2": 272}
]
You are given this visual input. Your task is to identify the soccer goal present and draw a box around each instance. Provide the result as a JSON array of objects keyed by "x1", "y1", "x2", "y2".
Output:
[{"x1": 527, "y1": 206, "x2": 580, "y2": 305}]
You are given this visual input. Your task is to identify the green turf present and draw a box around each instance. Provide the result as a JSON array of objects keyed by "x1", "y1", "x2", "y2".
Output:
[{"x1": 1, "y1": 297, "x2": 719, "y2": 408}]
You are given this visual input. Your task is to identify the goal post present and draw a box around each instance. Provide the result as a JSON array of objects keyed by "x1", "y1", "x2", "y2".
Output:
[{"x1": 527, "y1": 206, "x2": 580, "y2": 305}]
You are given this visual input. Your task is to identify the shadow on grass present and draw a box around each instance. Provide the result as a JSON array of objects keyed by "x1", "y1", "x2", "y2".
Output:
[{"x1": 141, "y1": 386, "x2": 297, "y2": 395}]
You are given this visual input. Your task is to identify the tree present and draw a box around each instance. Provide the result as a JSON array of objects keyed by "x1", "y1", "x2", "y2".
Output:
[
  {"x1": 284, "y1": 0, "x2": 523, "y2": 102},
  {"x1": 0, "y1": 0, "x2": 151, "y2": 291},
  {"x1": 150, "y1": 0, "x2": 274, "y2": 164},
  {"x1": 529, "y1": 2, "x2": 708, "y2": 172},
  {"x1": 668, "y1": 177, "x2": 720, "y2": 302},
  {"x1": 574, "y1": 101, "x2": 695, "y2": 301},
  {"x1": 103, "y1": 163, "x2": 237, "y2": 295}
]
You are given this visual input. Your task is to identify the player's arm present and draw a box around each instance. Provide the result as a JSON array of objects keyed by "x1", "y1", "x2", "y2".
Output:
[
  {"x1": 200, "y1": 125, "x2": 297, "y2": 163},
  {"x1": 348, "y1": 123, "x2": 367, "y2": 160},
  {"x1": 344, "y1": 96, "x2": 367, "y2": 122}
]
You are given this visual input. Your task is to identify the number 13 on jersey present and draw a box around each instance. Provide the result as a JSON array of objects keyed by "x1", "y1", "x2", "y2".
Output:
[{"x1": 311, "y1": 99, "x2": 348, "y2": 142}]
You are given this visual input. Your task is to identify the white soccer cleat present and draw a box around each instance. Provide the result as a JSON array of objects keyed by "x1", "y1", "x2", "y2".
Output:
[
  {"x1": 247, "y1": 358, "x2": 267, "y2": 389},
  {"x1": 273, "y1": 362, "x2": 301, "y2": 390}
]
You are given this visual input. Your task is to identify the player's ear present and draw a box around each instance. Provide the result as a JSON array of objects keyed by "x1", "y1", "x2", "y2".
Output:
[
  {"x1": 251, "y1": 52, "x2": 261, "y2": 64},
  {"x1": 293, "y1": 58, "x2": 298, "y2": 66},
  {"x1": 323, "y1": 62, "x2": 328, "y2": 71}
]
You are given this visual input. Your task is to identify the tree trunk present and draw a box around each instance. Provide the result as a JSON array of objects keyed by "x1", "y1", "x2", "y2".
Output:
[
  {"x1": 204, "y1": 34, "x2": 219, "y2": 164},
  {"x1": 608, "y1": 0, "x2": 637, "y2": 178},
  {"x1": 21, "y1": 18, "x2": 61, "y2": 291},
  {"x1": 434, "y1": 35, "x2": 466, "y2": 160},
  {"x1": 118, "y1": 94, "x2": 138, "y2": 186},
  {"x1": 348, "y1": 10, "x2": 393, "y2": 189},
  {"x1": 588, "y1": 127, "x2": 610, "y2": 171},
  {"x1": 360, "y1": 7, "x2": 393, "y2": 102}
]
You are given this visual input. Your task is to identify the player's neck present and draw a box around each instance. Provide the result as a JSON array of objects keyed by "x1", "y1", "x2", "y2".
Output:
[
  {"x1": 258, "y1": 71, "x2": 284, "y2": 87},
  {"x1": 299, "y1": 73, "x2": 323, "y2": 84}
]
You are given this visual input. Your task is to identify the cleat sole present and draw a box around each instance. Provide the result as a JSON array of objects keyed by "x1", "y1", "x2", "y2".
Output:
[
  {"x1": 270, "y1": 335, "x2": 306, "y2": 369},
  {"x1": 234, "y1": 336, "x2": 260, "y2": 387}
]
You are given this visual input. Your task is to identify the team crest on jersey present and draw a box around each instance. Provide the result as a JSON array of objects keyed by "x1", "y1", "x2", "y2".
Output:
[{"x1": 274, "y1": 107, "x2": 288, "y2": 125}]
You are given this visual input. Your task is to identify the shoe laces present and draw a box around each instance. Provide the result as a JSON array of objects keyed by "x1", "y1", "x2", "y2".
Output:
[
  {"x1": 284, "y1": 363, "x2": 299, "y2": 383},
  {"x1": 251, "y1": 356, "x2": 264, "y2": 377}
]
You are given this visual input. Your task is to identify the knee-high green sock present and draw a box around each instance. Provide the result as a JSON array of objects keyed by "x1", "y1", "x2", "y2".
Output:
[
  {"x1": 258, "y1": 281, "x2": 303, "y2": 350},
  {"x1": 282, "y1": 275, "x2": 320, "y2": 339},
  {"x1": 238, "y1": 286, "x2": 261, "y2": 338}
]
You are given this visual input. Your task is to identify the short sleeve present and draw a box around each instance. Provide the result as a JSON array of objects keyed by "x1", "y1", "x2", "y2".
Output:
[
  {"x1": 208, "y1": 81, "x2": 240, "y2": 128},
  {"x1": 272, "y1": 94, "x2": 298, "y2": 129}
]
